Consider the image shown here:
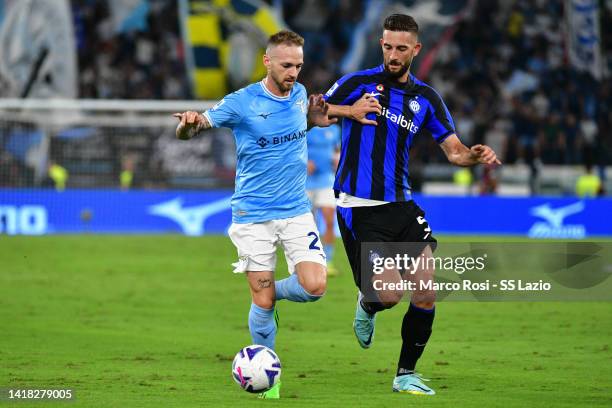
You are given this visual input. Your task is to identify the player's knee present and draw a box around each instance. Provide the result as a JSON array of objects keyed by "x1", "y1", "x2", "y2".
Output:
[
  {"x1": 380, "y1": 296, "x2": 402, "y2": 309},
  {"x1": 367, "y1": 299, "x2": 398, "y2": 311},
  {"x1": 302, "y1": 277, "x2": 326, "y2": 298},
  {"x1": 412, "y1": 290, "x2": 436, "y2": 307},
  {"x1": 295, "y1": 263, "x2": 327, "y2": 300},
  {"x1": 252, "y1": 293, "x2": 275, "y2": 310},
  {"x1": 413, "y1": 301, "x2": 435, "y2": 310},
  {"x1": 379, "y1": 291, "x2": 403, "y2": 308}
]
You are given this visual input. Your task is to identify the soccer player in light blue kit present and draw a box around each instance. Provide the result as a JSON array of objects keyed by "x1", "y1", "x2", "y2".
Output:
[
  {"x1": 174, "y1": 30, "x2": 378, "y2": 399},
  {"x1": 306, "y1": 125, "x2": 341, "y2": 275}
]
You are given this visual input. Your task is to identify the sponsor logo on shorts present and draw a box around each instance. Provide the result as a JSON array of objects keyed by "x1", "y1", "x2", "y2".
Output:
[{"x1": 369, "y1": 250, "x2": 382, "y2": 264}]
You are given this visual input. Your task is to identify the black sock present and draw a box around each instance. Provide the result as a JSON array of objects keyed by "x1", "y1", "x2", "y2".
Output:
[
  {"x1": 359, "y1": 298, "x2": 387, "y2": 315},
  {"x1": 397, "y1": 303, "x2": 435, "y2": 376}
]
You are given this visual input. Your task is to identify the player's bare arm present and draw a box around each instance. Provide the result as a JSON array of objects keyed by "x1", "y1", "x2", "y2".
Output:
[
  {"x1": 307, "y1": 94, "x2": 338, "y2": 129},
  {"x1": 173, "y1": 111, "x2": 211, "y2": 140},
  {"x1": 327, "y1": 93, "x2": 382, "y2": 125},
  {"x1": 440, "y1": 134, "x2": 502, "y2": 166}
]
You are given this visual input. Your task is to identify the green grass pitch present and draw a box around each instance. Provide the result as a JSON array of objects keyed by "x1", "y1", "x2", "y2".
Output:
[{"x1": 1, "y1": 235, "x2": 611, "y2": 407}]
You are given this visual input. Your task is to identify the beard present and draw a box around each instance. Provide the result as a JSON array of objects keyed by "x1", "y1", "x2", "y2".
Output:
[
  {"x1": 271, "y1": 73, "x2": 296, "y2": 93},
  {"x1": 384, "y1": 57, "x2": 413, "y2": 79}
]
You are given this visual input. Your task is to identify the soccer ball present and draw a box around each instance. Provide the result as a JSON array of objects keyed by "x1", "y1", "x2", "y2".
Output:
[{"x1": 231, "y1": 345, "x2": 281, "y2": 393}]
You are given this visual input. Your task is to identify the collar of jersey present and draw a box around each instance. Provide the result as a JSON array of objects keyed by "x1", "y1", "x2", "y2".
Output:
[
  {"x1": 260, "y1": 80, "x2": 293, "y2": 100},
  {"x1": 378, "y1": 64, "x2": 415, "y2": 89}
]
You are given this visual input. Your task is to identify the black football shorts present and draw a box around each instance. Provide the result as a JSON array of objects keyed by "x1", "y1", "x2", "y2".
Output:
[{"x1": 336, "y1": 200, "x2": 437, "y2": 295}]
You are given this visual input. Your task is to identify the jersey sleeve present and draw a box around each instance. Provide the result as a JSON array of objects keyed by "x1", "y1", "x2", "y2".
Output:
[
  {"x1": 203, "y1": 90, "x2": 244, "y2": 129},
  {"x1": 323, "y1": 73, "x2": 364, "y2": 106},
  {"x1": 297, "y1": 83, "x2": 308, "y2": 106},
  {"x1": 424, "y1": 90, "x2": 457, "y2": 144}
]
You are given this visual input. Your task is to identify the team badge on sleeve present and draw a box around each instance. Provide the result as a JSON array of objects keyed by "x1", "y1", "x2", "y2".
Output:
[{"x1": 325, "y1": 82, "x2": 339, "y2": 97}]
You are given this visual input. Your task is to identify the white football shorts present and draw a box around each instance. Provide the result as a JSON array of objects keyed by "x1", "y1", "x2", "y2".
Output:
[
  {"x1": 228, "y1": 212, "x2": 326, "y2": 274},
  {"x1": 307, "y1": 188, "x2": 336, "y2": 208}
]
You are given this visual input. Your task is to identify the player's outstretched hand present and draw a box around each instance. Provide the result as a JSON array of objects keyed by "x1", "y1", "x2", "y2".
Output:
[
  {"x1": 308, "y1": 94, "x2": 338, "y2": 128},
  {"x1": 349, "y1": 93, "x2": 382, "y2": 126},
  {"x1": 470, "y1": 144, "x2": 502, "y2": 165},
  {"x1": 173, "y1": 111, "x2": 206, "y2": 140}
]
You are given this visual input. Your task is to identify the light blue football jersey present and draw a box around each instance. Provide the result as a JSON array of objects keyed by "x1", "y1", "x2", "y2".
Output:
[
  {"x1": 306, "y1": 125, "x2": 341, "y2": 190},
  {"x1": 204, "y1": 80, "x2": 311, "y2": 223}
]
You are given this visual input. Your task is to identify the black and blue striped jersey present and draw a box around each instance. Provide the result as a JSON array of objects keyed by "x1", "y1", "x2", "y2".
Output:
[{"x1": 324, "y1": 64, "x2": 457, "y2": 201}]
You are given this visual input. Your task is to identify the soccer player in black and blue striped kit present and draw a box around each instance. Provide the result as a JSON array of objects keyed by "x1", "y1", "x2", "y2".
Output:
[{"x1": 325, "y1": 14, "x2": 500, "y2": 395}]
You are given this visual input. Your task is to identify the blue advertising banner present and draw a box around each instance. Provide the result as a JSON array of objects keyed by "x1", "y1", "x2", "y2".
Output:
[{"x1": 1, "y1": 189, "x2": 611, "y2": 238}]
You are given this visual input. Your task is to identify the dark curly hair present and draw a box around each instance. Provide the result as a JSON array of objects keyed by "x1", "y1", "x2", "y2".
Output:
[{"x1": 383, "y1": 14, "x2": 419, "y2": 34}]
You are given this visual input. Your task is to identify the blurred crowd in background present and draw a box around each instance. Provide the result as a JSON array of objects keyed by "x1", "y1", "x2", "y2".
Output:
[
  {"x1": 72, "y1": 0, "x2": 364, "y2": 100},
  {"x1": 71, "y1": 0, "x2": 611, "y2": 168},
  {"x1": 425, "y1": 0, "x2": 612, "y2": 170},
  {"x1": 1, "y1": 0, "x2": 610, "y2": 195},
  {"x1": 73, "y1": 0, "x2": 190, "y2": 99}
]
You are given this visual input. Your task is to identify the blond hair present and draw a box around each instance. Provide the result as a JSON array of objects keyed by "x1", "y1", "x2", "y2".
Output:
[{"x1": 267, "y1": 30, "x2": 304, "y2": 49}]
